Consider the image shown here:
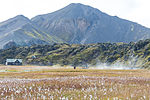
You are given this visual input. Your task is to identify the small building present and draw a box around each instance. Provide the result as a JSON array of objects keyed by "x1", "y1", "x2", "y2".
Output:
[
  {"x1": 82, "y1": 63, "x2": 89, "y2": 69},
  {"x1": 6, "y1": 59, "x2": 22, "y2": 65},
  {"x1": 81, "y1": 62, "x2": 89, "y2": 69}
]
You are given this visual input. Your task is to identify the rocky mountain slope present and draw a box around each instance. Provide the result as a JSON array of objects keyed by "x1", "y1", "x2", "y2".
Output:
[
  {"x1": 0, "y1": 15, "x2": 63, "y2": 49},
  {"x1": 1, "y1": 39, "x2": 150, "y2": 69},
  {"x1": 1, "y1": 3, "x2": 150, "y2": 48},
  {"x1": 32, "y1": 3, "x2": 150, "y2": 44}
]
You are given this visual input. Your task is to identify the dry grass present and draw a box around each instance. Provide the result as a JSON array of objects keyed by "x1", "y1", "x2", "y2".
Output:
[{"x1": 0, "y1": 66, "x2": 150, "y2": 99}]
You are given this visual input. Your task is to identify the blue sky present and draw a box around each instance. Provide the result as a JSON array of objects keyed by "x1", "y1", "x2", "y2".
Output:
[{"x1": 0, "y1": 0, "x2": 150, "y2": 27}]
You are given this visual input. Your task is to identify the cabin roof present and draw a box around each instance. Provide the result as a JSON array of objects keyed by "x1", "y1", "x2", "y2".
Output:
[{"x1": 6, "y1": 59, "x2": 22, "y2": 62}]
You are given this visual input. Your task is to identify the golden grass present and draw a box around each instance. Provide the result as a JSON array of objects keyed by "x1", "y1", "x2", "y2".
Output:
[{"x1": 0, "y1": 66, "x2": 150, "y2": 99}]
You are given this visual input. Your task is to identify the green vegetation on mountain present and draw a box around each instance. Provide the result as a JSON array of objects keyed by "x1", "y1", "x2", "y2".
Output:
[
  {"x1": 1, "y1": 39, "x2": 150, "y2": 69},
  {"x1": 0, "y1": 15, "x2": 64, "y2": 49}
]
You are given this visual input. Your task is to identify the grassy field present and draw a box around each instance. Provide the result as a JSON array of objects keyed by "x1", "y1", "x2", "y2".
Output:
[{"x1": 0, "y1": 66, "x2": 150, "y2": 99}]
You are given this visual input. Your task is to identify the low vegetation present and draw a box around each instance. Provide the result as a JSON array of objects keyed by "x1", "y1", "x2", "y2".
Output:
[
  {"x1": 0, "y1": 67, "x2": 150, "y2": 99},
  {"x1": 1, "y1": 39, "x2": 150, "y2": 68}
]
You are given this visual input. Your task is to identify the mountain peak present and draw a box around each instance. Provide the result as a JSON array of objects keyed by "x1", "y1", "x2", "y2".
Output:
[
  {"x1": 13, "y1": 15, "x2": 30, "y2": 21},
  {"x1": 15, "y1": 14, "x2": 25, "y2": 18},
  {"x1": 66, "y1": 3, "x2": 93, "y2": 10},
  {"x1": 15, "y1": 15, "x2": 27, "y2": 18},
  {"x1": 68, "y1": 3, "x2": 85, "y2": 6},
  {"x1": 0, "y1": 15, "x2": 30, "y2": 26}
]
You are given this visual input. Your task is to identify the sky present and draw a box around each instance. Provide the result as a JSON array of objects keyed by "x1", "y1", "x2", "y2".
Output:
[{"x1": 0, "y1": 0, "x2": 150, "y2": 27}]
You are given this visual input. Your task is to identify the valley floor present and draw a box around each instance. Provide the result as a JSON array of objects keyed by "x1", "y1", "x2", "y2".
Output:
[{"x1": 0, "y1": 66, "x2": 150, "y2": 99}]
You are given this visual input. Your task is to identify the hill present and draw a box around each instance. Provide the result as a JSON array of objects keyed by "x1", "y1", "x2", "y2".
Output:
[
  {"x1": 1, "y1": 39, "x2": 150, "y2": 69},
  {"x1": 0, "y1": 15, "x2": 63, "y2": 49}
]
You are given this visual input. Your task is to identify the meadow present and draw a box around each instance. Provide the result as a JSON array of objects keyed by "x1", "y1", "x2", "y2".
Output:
[{"x1": 0, "y1": 66, "x2": 150, "y2": 99}]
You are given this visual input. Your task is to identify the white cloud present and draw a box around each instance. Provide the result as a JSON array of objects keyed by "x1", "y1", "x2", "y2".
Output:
[{"x1": 0, "y1": 0, "x2": 150, "y2": 27}]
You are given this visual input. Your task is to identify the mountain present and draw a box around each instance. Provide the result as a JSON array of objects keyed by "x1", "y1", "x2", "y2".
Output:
[
  {"x1": 1, "y1": 39, "x2": 150, "y2": 69},
  {"x1": 0, "y1": 15, "x2": 63, "y2": 49},
  {"x1": 1, "y1": 3, "x2": 150, "y2": 49},
  {"x1": 32, "y1": 3, "x2": 150, "y2": 44}
]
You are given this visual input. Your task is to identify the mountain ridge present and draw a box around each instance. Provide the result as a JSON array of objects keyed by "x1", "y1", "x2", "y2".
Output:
[
  {"x1": 31, "y1": 3, "x2": 150, "y2": 44},
  {"x1": 0, "y1": 15, "x2": 64, "y2": 49},
  {"x1": 1, "y1": 3, "x2": 150, "y2": 48}
]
